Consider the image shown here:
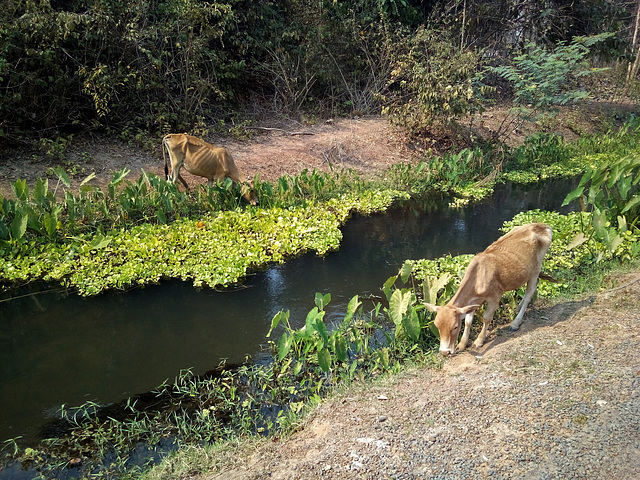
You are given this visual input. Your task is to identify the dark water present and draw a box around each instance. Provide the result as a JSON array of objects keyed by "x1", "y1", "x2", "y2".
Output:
[{"x1": 0, "y1": 179, "x2": 576, "y2": 445}]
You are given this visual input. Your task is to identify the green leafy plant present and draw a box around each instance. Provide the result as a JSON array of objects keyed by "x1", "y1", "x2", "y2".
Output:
[
  {"x1": 562, "y1": 153, "x2": 640, "y2": 260},
  {"x1": 268, "y1": 294, "x2": 372, "y2": 375},
  {"x1": 382, "y1": 26, "x2": 486, "y2": 134},
  {"x1": 487, "y1": 34, "x2": 613, "y2": 142},
  {"x1": 508, "y1": 132, "x2": 572, "y2": 170}
]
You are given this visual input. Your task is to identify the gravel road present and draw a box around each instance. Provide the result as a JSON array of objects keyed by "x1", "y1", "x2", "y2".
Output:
[{"x1": 195, "y1": 272, "x2": 640, "y2": 480}]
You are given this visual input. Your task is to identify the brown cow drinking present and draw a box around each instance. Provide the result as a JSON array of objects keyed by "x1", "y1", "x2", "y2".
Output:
[
  {"x1": 425, "y1": 223, "x2": 553, "y2": 355},
  {"x1": 163, "y1": 133, "x2": 257, "y2": 205}
]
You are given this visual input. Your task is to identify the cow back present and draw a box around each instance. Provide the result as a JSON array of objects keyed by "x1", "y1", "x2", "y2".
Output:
[
  {"x1": 180, "y1": 135, "x2": 243, "y2": 182},
  {"x1": 452, "y1": 223, "x2": 552, "y2": 305}
]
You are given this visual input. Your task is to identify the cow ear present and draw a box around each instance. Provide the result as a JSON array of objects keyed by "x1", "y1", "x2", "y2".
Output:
[
  {"x1": 457, "y1": 304, "x2": 480, "y2": 315},
  {"x1": 423, "y1": 302, "x2": 439, "y2": 312}
]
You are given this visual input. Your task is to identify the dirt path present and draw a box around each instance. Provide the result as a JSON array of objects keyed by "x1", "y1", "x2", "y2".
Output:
[
  {"x1": 0, "y1": 117, "x2": 415, "y2": 196},
  {"x1": 193, "y1": 272, "x2": 640, "y2": 480}
]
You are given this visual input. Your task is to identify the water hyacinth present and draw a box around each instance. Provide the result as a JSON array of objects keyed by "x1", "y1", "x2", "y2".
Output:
[{"x1": 1, "y1": 190, "x2": 407, "y2": 295}]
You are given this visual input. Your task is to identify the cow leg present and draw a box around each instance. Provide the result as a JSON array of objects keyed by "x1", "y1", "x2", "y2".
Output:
[
  {"x1": 177, "y1": 174, "x2": 189, "y2": 190},
  {"x1": 169, "y1": 165, "x2": 189, "y2": 190},
  {"x1": 474, "y1": 297, "x2": 499, "y2": 348},
  {"x1": 456, "y1": 311, "x2": 475, "y2": 352},
  {"x1": 167, "y1": 152, "x2": 182, "y2": 184},
  {"x1": 509, "y1": 277, "x2": 538, "y2": 331}
]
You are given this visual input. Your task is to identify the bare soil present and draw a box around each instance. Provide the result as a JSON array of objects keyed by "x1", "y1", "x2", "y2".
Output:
[
  {"x1": 0, "y1": 116, "x2": 413, "y2": 196},
  {"x1": 189, "y1": 271, "x2": 640, "y2": 480}
]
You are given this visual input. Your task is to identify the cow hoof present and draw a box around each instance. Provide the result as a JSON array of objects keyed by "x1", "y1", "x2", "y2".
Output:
[{"x1": 509, "y1": 326, "x2": 520, "y2": 332}]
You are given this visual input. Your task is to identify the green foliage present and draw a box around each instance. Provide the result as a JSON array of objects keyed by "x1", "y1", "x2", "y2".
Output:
[
  {"x1": 9, "y1": 204, "x2": 640, "y2": 477},
  {"x1": 508, "y1": 132, "x2": 572, "y2": 170},
  {"x1": 0, "y1": 0, "x2": 283, "y2": 138},
  {"x1": 0, "y1": 0, "x2": 426, "y2": 140},
  {"x1": 18, "y1": 291, "x2": 404, "y2": 478},
  {"x1": 268, "y1": 294, "x2": 377, "y2": 375},
  {"x1": 382, "y1": 205, "x2": 640, "y2": 351},
  {"x1": 573, "y1": 115, "x2": 640, "y2": 158},
  {"x1": 432, "y1": 148, "x2": 486, "y2": 186},
  {"x1": 562, "y1": 153, "x2": 640, "y2": 260},
  {"x1": 0, "y1": 169, "x2": 408, "y2": 294},
  {"x1": 380, "y1": 259, "x2": 462, "y2": 345},
  {"x1": 485, "y1": 34, "x2": 613, "y2": 143},
  {"x1": 382, "y1": 26, "x2": 486, "y2": 134},
  {"x1": 491, "y1": 35, "x2": 612, "y2": 108},
  {"x1": 0, "y1": 0, "x2": 634, "y2": 146},
  {"x1": 7, "y1": 112, "x2": 640, "y2": 296}
]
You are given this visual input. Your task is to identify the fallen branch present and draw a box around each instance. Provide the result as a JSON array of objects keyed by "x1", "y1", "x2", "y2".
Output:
[
  {"x1": 603, "y1": 277, "x2": 640, "y2": 297},
  {"x1": 245, "y1": 126, "x2": 314, "y2": 136}
]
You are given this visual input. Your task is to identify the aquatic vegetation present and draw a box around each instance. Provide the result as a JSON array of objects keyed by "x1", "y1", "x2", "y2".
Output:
[
  {"x1": 7, "y1": 292, "x2": 409, "y2": 479},
  {"x1": 383, "y1": 207, "x2": 640, "y2": 351},
  {"x1": 562, "y1": 152, "x2": 640, "y2": 261},
  {"x1": 3, "y1": 116, "x2": 640, "y2": 295},
  {"x1": 3, "y1": 208, "x2": 640, "y2": 479},
  {"x1": 2, "y1": 118, "x2": 640, "y2": 478},
  {"x1": 0, "y1": 190, "x2": 408, "y2": 295}
]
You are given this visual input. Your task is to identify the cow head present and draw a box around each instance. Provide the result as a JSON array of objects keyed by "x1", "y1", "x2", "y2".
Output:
[
  {"x1": 241, "y1": 178, "x2": 258, "y2": 206},
  {"x1": 424, "y1": 303, "x2": 478, "y2": 355}
]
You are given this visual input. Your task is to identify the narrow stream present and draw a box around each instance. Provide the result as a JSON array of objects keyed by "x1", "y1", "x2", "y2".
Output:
[{"x1": 0, "y1": 179, "x2": 576, "y2": 445}]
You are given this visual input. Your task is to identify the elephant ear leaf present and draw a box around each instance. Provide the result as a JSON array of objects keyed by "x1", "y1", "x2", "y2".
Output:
[
  {"x1": 344, "y1": 295, "x2": 361, "y2": 322},
  {"x1": 315, "y1": 292, "x2": 331, "y2": 310},
  {"x1": 389, "y1": 289, "x2": 411, "y2": 327},
  {"x1": 335, "y1": 336, "x2": 348, "y2": 363},
  {"x1": 382, "y1": 275, "x2": 398, "y2": 301},
  {"x1": 277, "y1": 333, "x2": 292, "y2": 361},
  {"x1": 0, "y1": 219, "x2": 9, "y2": 240},
  {"x1": 399, "y1": 260, "x2": 413, "y2": 284},
  {"x1": 318, "y1": 348, "x2": 331, "y2": 372},
  {"x1": 622, "y1": 195, "x2": 640, "y2": 213},
  {"x1": 402, "y1": 308, "x2": 421, "y2": 342},
  {"x1": 11, "y1": 212, "x2": 28, "y2": 240},
  {"x1": 562, "y1": 184, "x2": 584, "y2": 207},
  {"x1": 567, "y1": 232, "x2": 588, "y2": 250}
]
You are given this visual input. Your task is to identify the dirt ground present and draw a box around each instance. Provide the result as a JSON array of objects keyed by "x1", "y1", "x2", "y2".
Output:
[
  {"x1": 1, "y1": 101, "x2": 637, "y2": 197},
  {"x1": 0, "y1": 116, "x2": 413, "y2": 197},
  {"x1": 189, "y1": 271, "x2": 640, "y2": 480}
]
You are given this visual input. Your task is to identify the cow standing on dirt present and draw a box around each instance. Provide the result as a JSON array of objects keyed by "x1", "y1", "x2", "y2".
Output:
[
  {"x1": 425, "y1": 223, "x2": 554, "y2": 355},
  {"x1": 163, "y1": 133, "x2": 257, "y2": 205}
]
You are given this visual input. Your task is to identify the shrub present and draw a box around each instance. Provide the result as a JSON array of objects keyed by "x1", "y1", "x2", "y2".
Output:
[
  {"x1": 486, "y1": 34, "x2": 613, "y2": 142},
  {"x1": 381, "y1": 26, "x2": 487, "y2": 135}
]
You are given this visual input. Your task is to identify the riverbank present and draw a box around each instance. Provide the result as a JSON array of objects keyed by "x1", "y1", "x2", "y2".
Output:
[
  {"x1": 145, "y1": 265, "x2": 640, "y2": 480},
  {"x1": 2, "y1": 102, "x2": 639, "y2": 479}
]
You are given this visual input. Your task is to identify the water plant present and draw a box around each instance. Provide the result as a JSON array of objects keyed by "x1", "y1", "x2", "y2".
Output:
[
  {"x1": 4, "y1": 202, "x2": 640, "y2": 479},
  {"x1": 3, "y1": 115, "x2": 640, "y2": 297},
  {"x1": 0, "y1": 168, "x2": 408, "y2": 295}
]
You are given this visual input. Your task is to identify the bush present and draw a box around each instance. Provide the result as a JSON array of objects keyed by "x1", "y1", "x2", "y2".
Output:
[
  {"x1": 381, "y1": 26, "x2": 487, "y2": 135},
  {"x1": 486, "y1": 34, "x2": 613, "y2": 142},
  {"x1": 0, "y1": 0, "x2": 282, "y2": 140}
]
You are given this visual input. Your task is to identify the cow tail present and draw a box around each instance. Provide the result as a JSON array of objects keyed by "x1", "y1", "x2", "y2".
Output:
[{"x1": 162, "y1": 135, "x2": 169, "y2": 180}]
